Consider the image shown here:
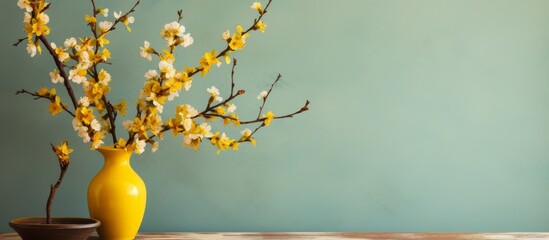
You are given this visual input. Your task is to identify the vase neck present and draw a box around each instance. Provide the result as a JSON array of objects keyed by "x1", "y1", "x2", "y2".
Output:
[{"x1": 96, "y1": 146, "x2": 133, "y2": 167}]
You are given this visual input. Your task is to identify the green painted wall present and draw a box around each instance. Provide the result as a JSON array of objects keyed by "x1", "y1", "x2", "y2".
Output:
[{"x1": 1, "y1": 0, "x2": 549, "y2": 232}]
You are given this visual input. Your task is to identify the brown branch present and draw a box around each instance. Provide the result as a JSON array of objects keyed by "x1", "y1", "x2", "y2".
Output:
[
  {"x1": 106, "y1": 0, "x2": 140, "y2": 33},
  {"x1": 195, "y1": 60, "x2": 245, "y2": 118},
  {"x1": 16, "y1": 89, "x2": 76, "y2": 117},
  {"x1": 37, "y1": 35, "x2": 78, "y2": 109},
  {"x1": 230, "y1": 58, "x2": 237, "y2": 96},
  {"x1": 240, "y1": 100, "x2": 310, "y2": 125},
  {"x1": 102, "y1": 96, "x2": 118, "y2": 144},
  {"x1": 46, "y1": 143, "x2": 70, "y2": 224},
  {"x1": 177, "y1": 9, "x2": 183, "y2": 23},
  {"x1": 186, "y1": 0, "x2": 274, "y2": 79},
  {"x1": 256, "y1": 73, "x2": 281, "y2": 119},
  {"x1": 13, "y1": 37, "x2": 27, "y2": 47}
]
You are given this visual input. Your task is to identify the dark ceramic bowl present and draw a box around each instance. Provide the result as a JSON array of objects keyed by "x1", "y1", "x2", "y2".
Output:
[{"x1": 9, "y1": 217, "x2": 100, "y2": 240}]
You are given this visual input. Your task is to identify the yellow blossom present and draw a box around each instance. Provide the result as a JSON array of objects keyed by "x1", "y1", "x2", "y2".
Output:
[
  {"x1": 85, "y1": 14, "x2": 96, "y2": 24},
  {"x1": 216, "y1": 107, "x2": 227, "y2": 115},
  {"x1": 113, "y1": 100, "x2": 127, "y2": 116},
  {"x1": 229, "y1": 32, "x2": 245, "y2": 50},
  {"x1": 165, "y1": 78, "x2": 183, "y2": 93},
  {"x1": 254, "y1": 20, "x2": 267, "y2": 33},
  {"x1": 199, "y1": 50, "x2": 220, "y2": 77},
  {"x1": 210, "y1": 132, "x2": 237, "y2": 154},
  {"x1": 98, "y1": 69, "x2": 111, "y2": 83},
  {"x1": 37, "y1": 87, "x2": 49, "y2": 97},
  {"x1": 53, "y1": 140, "x2": 73, "y2": 164},
  {"x1": 263, "y1": 110, "x2": 274, "y2": 126},
  {"x1": 116, "y1": 138, "x2": 127, "y2": 149},
  {"x1": 114, "y1": 11, "x2": 134, "y2": 32},
  {"x1": 29, "y1": 13, "x2": 51, "y2": 37},
  {"x1": 75, "y1": 107, "x2": 95, "y2": 125},
  {"x1": 97, "y1": 35, "x2": 110, "y2": 47},
  {"x1": 240, "y1": 128, "x2": 256, "y2": 146},
  {"x1": 160, "y1": 50, "x2": 175, "y2": 63},
  {"x1": 166, "y1": 118, "x2": 183, "y2": 136},
  {"x1": 91, "y1": 131, "x2": 105, "y2": 149},
  {"x1": 48, "y1": 96, "x2": 63, "y2": 116},
  {"x1": 99, "y1": 48, "x2": 111, "y2": 61},
  {"x1": 52, "y1": 43, "x2": 70, "y2": 62}
]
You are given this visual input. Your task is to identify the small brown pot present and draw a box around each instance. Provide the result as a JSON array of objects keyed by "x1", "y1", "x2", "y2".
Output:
[{"x1": 9, "y1": 217, "x2": 100, "y2": 240}]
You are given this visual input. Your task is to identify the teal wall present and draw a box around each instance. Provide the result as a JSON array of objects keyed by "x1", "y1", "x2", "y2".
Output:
[{"x1": 2, "y1": 0, "x2": 549, "y2": 232}]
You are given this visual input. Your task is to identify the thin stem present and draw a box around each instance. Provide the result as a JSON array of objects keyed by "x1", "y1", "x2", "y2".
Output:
[
  {"x1": 102, "y1": 96, "x2": 118, "y2": 143},
  {"x1": 256, "y1": 73, "x2": 281, "y2": 119},
  {"x1": 13, "y1": 37, "x2": 27, "y2": 47},
  {"x1": 45, "y1": 144, "x2": 69, "y2": 224},
  {"x1": 240, "y1": 100, "x2": 310, "y2": 125}
]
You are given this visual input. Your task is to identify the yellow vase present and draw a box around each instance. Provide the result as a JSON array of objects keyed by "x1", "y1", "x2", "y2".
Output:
[{"x1": 88, "y1": 146, "x2": 147, "y2": 240}]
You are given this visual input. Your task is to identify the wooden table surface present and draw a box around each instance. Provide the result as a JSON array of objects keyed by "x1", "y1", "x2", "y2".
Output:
[{"x1": 1, "y1": 232, "x2": 549, "y2": 239}]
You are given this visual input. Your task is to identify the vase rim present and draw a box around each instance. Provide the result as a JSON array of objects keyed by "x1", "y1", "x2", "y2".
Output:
[{"x1": 96, "y1": 146, "x2": 131, "y2": 153}]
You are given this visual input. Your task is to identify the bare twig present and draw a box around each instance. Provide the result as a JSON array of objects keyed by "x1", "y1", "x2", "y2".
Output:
[
  {"x1": 256, "y1": 73, "x2": 281, "y2": 119},
  {"x1": 177, "y1": 9, "x2": 183, "y2": 23},
  {"x1": 12, "y1": 37, "x2": 27, "y2": 47}
]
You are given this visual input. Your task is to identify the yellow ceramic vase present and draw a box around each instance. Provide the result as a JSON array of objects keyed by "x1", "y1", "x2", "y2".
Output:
[{"x1": 88, "y1": 146, "x2": 147, "y2": 240}]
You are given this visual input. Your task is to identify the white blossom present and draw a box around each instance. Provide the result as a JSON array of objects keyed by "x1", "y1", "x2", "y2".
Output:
[
  {"x1": 69, "y1": 66, "x2": 87, "y2": 84},
  {"x1": 23, "y1": 12, "x2": 31, "y2": 24},
  {"x1": 167, "y1": 91, "x2": 179, "y2": 101},
  {"x1": 77, "y1": 126, "x2": 90, "y2": 143},
  {"x1": 200, "y1": 123, "x2": 214, "y2": 138},
  {"x1": 241, "y1": 128, "x2": 252, "y2": 136},
  {"x1": 72, "y1": 119, "x2": 80, "y2": 131},
  {"x1": 38, "y1": 13, "x2": 49, "y2": 24},
  {"x1": 153, "y1": 100, "x2": 163, "y2": 113},
  {"x1": 101, "y1": 8, "x2": 109, "y2": 17},
  {"x1": 90, "y1": 119, "x2": 101, "y2": 132},
  {"x1": 151, "y1": 142, "x2": 159, "y2": 153},
  {"x1": 122, "y1": 120, "x2": 133, "y2": 131},
  {"x1": 140, "y1": 41, "x2": 152, "y2": 61},
  {"x1": 222, "y1": 30, "x2": 230, "y2": 40},
  {"x1": 207, "y1": 86, "x2": 223, "y2": 102},
  {"x1": 227, "y1": 103, "x2": 237, "y2": 113},
  {"x1": 114, "y1": 11, "x2": 122, "y2": 19},
  {"x1": 64, "y1": 37, "x2": 77, "y2": 48},
  {"x1": 144, "y1": 70, "x2": 158, "y2": 79},
  {"x1": 49, "y1": 71, "x2": 64, "y2": 84},
  {"x1": 134, "y1": 137, "x2": 146, "y2": 154},
  {"x1": 99, "y1": 21, "x2": 113, "y2": 32},
  {"x1": 181, "y1": 33, "x2": 193, "y2": 47},
  {"x1": 26, "y1": 44, "x2": 37, "y2": 57},
  {"x1": 159, "y1": 61, "x2": 174, "y2": 75},
  {"x1": 257, "y1": 90, "x2": 268, "y2": 100},
  {"x1": 17, "y1": 0, "x2": 32, "y2": 12},
  {"x1": 79, "y1": 96, "x2": 90, "y2": 107},
  {"x1": 91, "y1": 139, "x2": 104, "y2": 149}
]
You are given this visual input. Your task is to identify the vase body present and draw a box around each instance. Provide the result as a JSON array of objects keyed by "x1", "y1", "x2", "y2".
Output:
[{"x1": 88, "y1": 146, "x2": 146, "y2": 240}]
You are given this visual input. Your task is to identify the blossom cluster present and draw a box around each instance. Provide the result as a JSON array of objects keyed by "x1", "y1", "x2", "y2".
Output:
[{"x1": 16, "y1": 0, "x2": 309, "y2": 155}]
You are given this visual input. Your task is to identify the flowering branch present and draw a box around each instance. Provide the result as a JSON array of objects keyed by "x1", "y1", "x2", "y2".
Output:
[
  {"x1": 46, "y1": 141, "x2": 73, "y2": 224},
  {"x1": 37, "y1": 35, "x2": 78, "y2": 109},
  {"x1": 188, "y1": 0, "x2": 274, "y2": 78},
  {"x1": 16, "y1": 89, "x2": 75, "y2": 117},
  {"x1": 15, "y1": 0, "x2": 308, "y2": 154}
]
